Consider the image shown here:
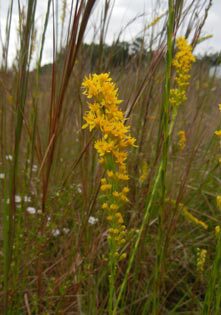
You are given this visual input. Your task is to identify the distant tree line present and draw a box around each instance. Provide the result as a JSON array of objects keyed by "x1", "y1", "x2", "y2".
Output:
[
  {"x1": 40, "y1": 39, "x2": 221, "y2": 72},
  {"x1": 198, "y1": 52, "x2": 221, "y2": 66}
]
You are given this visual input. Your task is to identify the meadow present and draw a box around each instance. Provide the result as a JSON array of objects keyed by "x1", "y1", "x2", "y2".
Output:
[{"x1": 0, "y1": 0, "x2": 221, "y2": 314}]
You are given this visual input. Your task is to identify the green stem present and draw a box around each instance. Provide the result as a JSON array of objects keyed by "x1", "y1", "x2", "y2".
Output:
[
  {"x1": 153, "y1": 0, "x2": 174, "y2": 313},
  {"x1": 113, "y1": 163, "x2": 163, "y2": 315},
  {"x1": 113, "y1": 2, "x2": 174, "y2": 313},
  {"x1": 108, "y1": 241, "x2": 117, "y2": 314},
  {"x1": 203, "y1": 232, "x2": 221, "y2": 314}
]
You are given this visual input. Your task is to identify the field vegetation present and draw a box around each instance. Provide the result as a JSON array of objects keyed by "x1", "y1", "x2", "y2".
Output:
[{"x1": 0, "y1": 0, "x2": 221, "y2": 314}]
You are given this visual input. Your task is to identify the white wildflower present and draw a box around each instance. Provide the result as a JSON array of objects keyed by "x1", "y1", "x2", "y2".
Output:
[
  {"x1": 63, "y1": 227, "x2": 70, "y2": 234},
  {"x1": 26, "y1": 207, "x2": 36, "y2": 214},
  {"x1": 52, "y1": 228, "x2": 60, "y2": 237},
  {"x1": 6, "y1": 155, "x2": 13, "y2": 161},
  {"x1": 77, "y1": 184, "x2": 82, "y2": 193},
  {"x1": 88, "y1": 216, "x2": 98, "y2": 225},
  {"x1": 32, "y1": 164, "x2": 38, "y2": 172},
  {"x1": 15, "y1": 195, "x2": 22, "y2": 203},
  {"x1": 24, "y1": 195, "x2": 31, "y2": 202}
]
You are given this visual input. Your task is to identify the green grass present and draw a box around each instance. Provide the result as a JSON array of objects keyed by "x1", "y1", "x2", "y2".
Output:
[{"x1": 0, "y1": 0, "x2": 221, "y2": 314}]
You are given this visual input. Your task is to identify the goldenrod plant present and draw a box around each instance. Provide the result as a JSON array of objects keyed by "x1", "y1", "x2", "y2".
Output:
[
  {"x1": 82, "y1": 73, "x2": 136, "y2": 313},
  {"x1": 169, "y1": 36, "x2": 196, "y2": 136},
  {"x1": 1, "y1": 0, "x2": 221, "y2": 313},
  {"x1": 170, "y1": 37, "x2": 196, "y2": 107}
]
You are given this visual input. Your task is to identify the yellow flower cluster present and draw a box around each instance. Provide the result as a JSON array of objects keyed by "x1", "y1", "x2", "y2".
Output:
[
  {"x1": 177, "y1": 130, "x2": 186, "y2": 151},
  {"x1": 170, "y1": 37, "x2": 195, "y2": 107},
  {"x1": 182, "y1": 206, "x2": 208, "y2": 230},
  {"x1": 167, "y1": 199, "x2": 208, "y2": 230},
  {"x1": 196, "y1": 248, "x2": 207, "y2": 273},
  {"x1": 82, "y1": 73, "x2": 136, "y2": 259}
]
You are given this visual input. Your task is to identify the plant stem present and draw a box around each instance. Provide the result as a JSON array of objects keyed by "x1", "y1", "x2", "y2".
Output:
[{"x1": 152, "y1": 0, "x2": 174, "y2": 313}]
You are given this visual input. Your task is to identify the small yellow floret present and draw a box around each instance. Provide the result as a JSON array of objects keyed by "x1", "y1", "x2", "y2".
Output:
[
  {"x1": 100, "y1": 184, "x2": 112, "y2": 191},
  {"x1": 217, "y1": 195, "x2": 221, "y2": 210},
  {"x1": 215, "y1": 225, "x2": 221, "y2": 237},
  {"x1": 214, "y1": 130, "x2": 221, "y2": 137},
  {"x1": 101, "y1": 178, "x2": 107, "y2": 184},
  {"x1": 116, "y1": 172, "x2": 129, "y2": 181},
  {"x1": 115, "y1": 212, "x2": 124, "y2": 224},
  {"x1": 177, "y1": 130, "x2": 186, "y2": 151},
  {"x1": 113, "y1": 191, "x2": 120, "y2": 198},
  {"x1": 119, "y1": 253, "x2": 127, "y2": 261},
  {"x1": 107, "y1": 170, "x2": 114, "y2": 178},
  {"x1": 122, "y1": 187, "x2": 130, "y2": 194},
  {"x1": 110, "y1": 203, "x2": 119, "y2": 210},
  {"x1": 102, "y1": 203, "x2": 108, "y2": 209}
]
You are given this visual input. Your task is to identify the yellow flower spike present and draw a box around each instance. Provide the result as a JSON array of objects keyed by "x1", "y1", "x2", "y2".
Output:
[
  {"x1": 82, "y1": 73, "x2": 136, "y2": 268},
  {"x1": 177, "y1": 130, "x2": 186, "y2": 151},
  {"x1": 219, "y1": 104, "x2": 221, "y2": 112},
  {"x1": 182, "y1": 206, "x2": 208, "y2": 230},
  {"x1": 196, "y1": 248, "x2": 207, "y2": 273},
  {"x1": 217, "y1": 195, "x2": 221, "y2": 210},
  {"x1": 170, "y1": 37, "x2": 195, "y2": 107},
  {"x1": 215, "y1": 225, "x2": 221, "y2": 237}
]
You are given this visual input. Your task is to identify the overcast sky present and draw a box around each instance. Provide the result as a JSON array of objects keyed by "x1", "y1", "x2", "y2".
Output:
[{"x1": 0, "y1": 0, "x2": 220, "y2": 67}]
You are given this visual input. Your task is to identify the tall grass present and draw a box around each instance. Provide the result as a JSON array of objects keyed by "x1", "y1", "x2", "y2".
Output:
[{"x1": 0, "y1": 0, "x2": 220, "y2": 313}]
